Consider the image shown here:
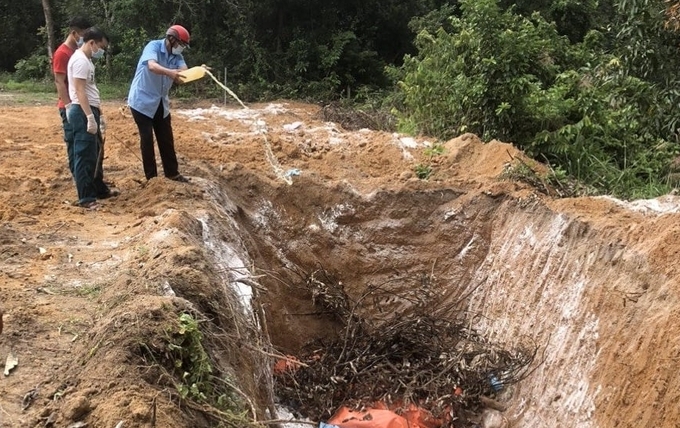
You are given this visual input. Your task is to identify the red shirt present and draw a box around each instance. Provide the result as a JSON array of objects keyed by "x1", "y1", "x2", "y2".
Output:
[{"x1": 52, "y1": 43, "x2": 75, "y2": 109}]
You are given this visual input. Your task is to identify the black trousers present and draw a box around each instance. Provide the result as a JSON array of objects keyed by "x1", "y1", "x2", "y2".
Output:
[{"x1": 130, "y1": 102, "x2": 180, "y2": 180}]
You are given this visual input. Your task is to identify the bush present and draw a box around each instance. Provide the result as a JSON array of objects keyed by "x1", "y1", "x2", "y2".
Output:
[
  {"x1": 14, "y1": 54, "x2": 51, "y2": 81},
  {"x1": 392, "y1": 0, "x2": 677, "y2": 198}
]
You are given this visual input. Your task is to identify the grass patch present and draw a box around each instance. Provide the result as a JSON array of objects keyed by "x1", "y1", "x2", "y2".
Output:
[
  {"x1": 414, "y1": 163, "x2": 433, "y2": 180},
  {"x1": 73, "y1": 283, "x2": 103, "y2": 298},
  {"x1": 0, "y1": 74, "x2": 129, "y2": 105},
  {"x1": 500, "y1": 157, "x2": 597, "y2": 198},
  {"x1": 414, "y1": 142, "x2": 445, "y2": 180},
  {"x1": 99, "y1": 82, "x2": 130, "y2": 101},
  {"x1": 0, "y1": 77, "x2": 54, "y2": 105},
  {"x1": 0, "y1": 79, "x2": 53, "y2": 93}
]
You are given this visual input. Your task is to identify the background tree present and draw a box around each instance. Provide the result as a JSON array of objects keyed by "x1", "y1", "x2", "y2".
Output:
[
  {"x1": 2, "y1": 0, "x2": 456, "y2": 98},
  {"x1": 41, "y1": 0, "x2": 55, "y2": 58},
  {"x1": 0, "y1": 0, "x2": 45, "y2": 73}
]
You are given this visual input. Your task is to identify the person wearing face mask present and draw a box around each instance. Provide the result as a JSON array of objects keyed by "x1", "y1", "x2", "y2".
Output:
[
  {"x1": 67, "y1": 27, "x2": 114, "y2": 210},
  {"x1": 52, "y1": 16, "x2": 91, "y2": 177},
  {"x1": 127, "y1": 25, "x2": 191, "y2": 183}
]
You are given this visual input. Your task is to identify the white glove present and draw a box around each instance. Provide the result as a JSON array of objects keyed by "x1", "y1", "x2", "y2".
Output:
[
  {"x1": 100, "y1": 115, "x2": 107, "y2": 138},
  {"x1": 86, "y1": 114, "x2": 97, "y2": 134}
]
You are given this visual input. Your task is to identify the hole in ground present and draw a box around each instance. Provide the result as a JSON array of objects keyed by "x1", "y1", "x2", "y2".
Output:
[{"x1": 220, "y1": 170, "x2": 539, "y2": 426}]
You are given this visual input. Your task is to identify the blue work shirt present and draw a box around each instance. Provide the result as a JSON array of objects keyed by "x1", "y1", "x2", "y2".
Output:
[{"x1": 127, "y1": 39, "x2": 186, "y2": 118}]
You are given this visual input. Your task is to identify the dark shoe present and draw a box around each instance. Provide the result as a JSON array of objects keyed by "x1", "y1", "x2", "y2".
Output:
[
  {"x1": 168, "y1": 174, "x2": 190, "y2": 183},
  {"x1": 97, "y1": 188, "x2": 120, "y2": 199},
  {"x1": 80, "y1": 201, "x2": 100, "y2": 210}
]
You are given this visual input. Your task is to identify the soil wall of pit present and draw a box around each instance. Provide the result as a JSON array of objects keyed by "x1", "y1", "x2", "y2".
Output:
[{"x1": 221, "y1": 169, "x2": 680, "y2": 428}]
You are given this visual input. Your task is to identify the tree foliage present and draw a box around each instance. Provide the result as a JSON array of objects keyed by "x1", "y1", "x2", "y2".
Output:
[
  {"x1": 393, "y1": 0, "x2": 679, "y2": 198},
  {"x1": 4, "y1": 0, "x2": 448, "y2": 98},
  {"x1": 0, "y1": 0, "x2": 45, "y2": 72}
]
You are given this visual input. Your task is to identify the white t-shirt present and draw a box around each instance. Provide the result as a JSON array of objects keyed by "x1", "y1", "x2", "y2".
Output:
[{"x1": 67, "y1": 49, "x2": 100, "y2": 108}]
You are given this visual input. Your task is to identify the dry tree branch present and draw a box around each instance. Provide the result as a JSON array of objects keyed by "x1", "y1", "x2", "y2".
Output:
[{"x1": 273, "y1": 266, "x2": 538, "y2": 421}]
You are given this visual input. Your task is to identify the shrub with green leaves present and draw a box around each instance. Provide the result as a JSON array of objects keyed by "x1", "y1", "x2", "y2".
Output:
[
  {"x1": 394, "y1": 0, "x2": 570, "y2": 142},
  {"x1": 168, "y1": 313, "x2": 214, "y2": 401},
  {"x1": 392, "y1": 0, "x2": 678, "y2": 198},
  {"x1": 14, "y1": 53, "x2": 51, "y2": 81}
]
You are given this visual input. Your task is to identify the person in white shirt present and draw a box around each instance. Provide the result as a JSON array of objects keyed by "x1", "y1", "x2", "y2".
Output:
[{"x1": 67, "y1": 27, "x2": 115, "y2": 210}]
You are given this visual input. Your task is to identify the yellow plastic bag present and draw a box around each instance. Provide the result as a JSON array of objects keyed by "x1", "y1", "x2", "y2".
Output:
[{"x1": 179, "y1": 66, "x2": 207, "y2": 83}]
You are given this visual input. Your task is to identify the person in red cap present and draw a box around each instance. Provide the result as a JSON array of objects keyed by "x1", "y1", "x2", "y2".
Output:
[{"x1": 127, "y1": 25, "x2": 191, "y2": 183}]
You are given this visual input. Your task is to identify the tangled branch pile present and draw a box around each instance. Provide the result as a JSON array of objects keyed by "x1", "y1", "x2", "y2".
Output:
[{"x1": 275, "y1": 269, "x2": 538, "y2": 423}]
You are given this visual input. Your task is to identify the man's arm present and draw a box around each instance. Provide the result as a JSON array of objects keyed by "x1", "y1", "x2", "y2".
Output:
[
  {"x1": 53, "y1": 50, "x2": 71, "y2": 106},
  {"x1": 73, "y1": 77, "x2": 91, "y2": 115},
  {"x1": 54, "y1": 72, "x2": 71, "y2": 106},
  {"x1": 147, "y1": 59, "x2": 184, "y2": 83},
  {"x1": 74, "y1": 77, "x2": 98, "y2": 134}
]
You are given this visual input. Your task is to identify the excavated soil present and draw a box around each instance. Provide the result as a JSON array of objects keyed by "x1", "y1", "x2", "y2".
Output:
[{"x1": 1, "y1": 95, "x2": 680, "y2": 428}]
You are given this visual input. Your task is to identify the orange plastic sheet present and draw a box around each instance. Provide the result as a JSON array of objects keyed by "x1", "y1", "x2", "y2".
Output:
[
  {"x1": 273, "y1": 355, "x2": 302, "y2": 374},
  {"x1": 326, "y1": 402, "x2": 444, "y2": 428}
]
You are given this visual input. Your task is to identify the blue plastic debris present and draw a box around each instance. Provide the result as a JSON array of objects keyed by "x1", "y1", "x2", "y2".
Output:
[
  {"x1": 284, "y1": 168, "x2": 302, "y2": 178},
  {"x1": 488, "y1": 373, "x2": 503, "y2": 392},
  {"x1": 319, "y1": 423, "x2": 340, "y2": 428}
]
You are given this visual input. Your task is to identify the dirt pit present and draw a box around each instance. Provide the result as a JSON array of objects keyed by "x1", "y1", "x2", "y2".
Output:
[{"x1": 1, "y1": 97, "x2": 680, "y2": 428}]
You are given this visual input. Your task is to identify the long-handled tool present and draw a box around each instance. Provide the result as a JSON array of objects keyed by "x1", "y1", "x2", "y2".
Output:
[
  {"x1": 95, "y1": 127, "x2": 105, "y2": 179},
  {"x1": 110, "y1": 133, "x2": 143, "y2": 162}
]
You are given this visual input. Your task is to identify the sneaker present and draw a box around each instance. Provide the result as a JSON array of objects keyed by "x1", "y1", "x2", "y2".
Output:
[{"x1": 168, "y1": 174, "x2": 190, "y2": 183}]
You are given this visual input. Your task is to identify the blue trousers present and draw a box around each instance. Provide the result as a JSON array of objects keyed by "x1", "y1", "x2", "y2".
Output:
[
  {"x1": 67, "y1": 105, "x2": 109, "y2": 205},
  {"x1": 59, "y1": 108, "x2": 75, "y2": 176}
]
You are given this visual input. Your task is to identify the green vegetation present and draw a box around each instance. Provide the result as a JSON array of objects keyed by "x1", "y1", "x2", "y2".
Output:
[
  {"x1": 139, "y1": 313, "x2": 257, "y2": 428},
  {"x1": 415, "y1": 143, "x2": 445, "y2": 180},
  {"x1": 0, "y1": 74, "x2": 128, "y2": 102},
  {"x1": 393, "y1": 0, "x2": 680, "y2": 198},
  {"x1": 168, "y1": 313, "x2": 214, "y2": 401},
  {"x1": 73, "y1": 283, "x2": 102, "y2": 298}
]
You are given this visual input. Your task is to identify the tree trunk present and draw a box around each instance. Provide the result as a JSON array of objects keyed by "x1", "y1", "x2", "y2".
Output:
[{"x1": 41, "y1": 0, "x2": 55, "y2": 58}]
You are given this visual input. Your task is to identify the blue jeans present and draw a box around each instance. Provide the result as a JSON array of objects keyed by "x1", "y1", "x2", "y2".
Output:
[
  {"x1": 67, "y1": 105, "x2": 109, "y2": 205},
  {"x1": 59, "y1": 108, "x2": 75, "y2": 176}
]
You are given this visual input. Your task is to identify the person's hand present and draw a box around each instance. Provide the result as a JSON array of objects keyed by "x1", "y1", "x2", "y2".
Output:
[
  {"x1": 168, "y1": 69, "x2": 184, "y2": 84},
  {"x1": 100, "y1": 115, "x2": 107, "y2": 136},
  {"x1": 86, "y1": 114, "x2": 97, "y2": 134}
]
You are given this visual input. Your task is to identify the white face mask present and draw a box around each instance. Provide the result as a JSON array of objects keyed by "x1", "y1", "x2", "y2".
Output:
[
  {"x1": 171, "y1": 45, "x2": 184, "y2": 55},
  {"x1": 76, "y1": 36, "x2": 84, "y2": 48},
  {"x1": 92, "y1": 46, "x2": 105, "y2": 59}
]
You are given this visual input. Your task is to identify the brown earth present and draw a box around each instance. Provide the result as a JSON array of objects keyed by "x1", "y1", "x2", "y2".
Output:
[{"x1": 1, "y1": 94, "x2": 679, "y2": 428}]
